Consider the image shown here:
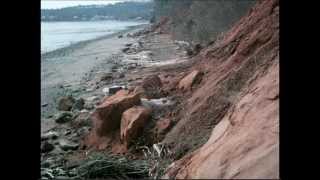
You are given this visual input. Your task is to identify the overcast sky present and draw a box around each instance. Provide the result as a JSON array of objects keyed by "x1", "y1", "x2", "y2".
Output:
[{"x1": 41, "y1": 0, "x2": 151, "y2": 9}]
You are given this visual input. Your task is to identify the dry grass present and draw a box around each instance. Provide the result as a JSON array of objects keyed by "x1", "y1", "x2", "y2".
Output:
[{"x1": 75, "y1": 152, "x2": 150, "y2": 179}]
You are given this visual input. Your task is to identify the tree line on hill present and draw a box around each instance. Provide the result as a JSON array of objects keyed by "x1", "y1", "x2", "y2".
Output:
[{"x1": 41, "y1": 1, "x2": 154, "y2": 22}]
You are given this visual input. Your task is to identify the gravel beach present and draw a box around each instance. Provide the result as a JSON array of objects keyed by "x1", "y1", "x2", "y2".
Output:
[
  {"x1": 41, "y1": 25, "x2": 147, "y2": 119},
  {"x1": 41, "y1": 23, "x2": 192, "y2": 179}
]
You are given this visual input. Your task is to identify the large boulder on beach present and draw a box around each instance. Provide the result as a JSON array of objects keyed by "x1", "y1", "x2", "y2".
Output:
[
  {"x1": 134, "y1": 75, "x2": 164, "y2": 99},
  {"x1": 120, "y1": 106, "x2": 151, "y2": 146},
  {"x1": 57, "y1": 96, "x2": 75, "y2": 111},
  {"x1": 84, "y1": 90, "x2": 141, "y2": 149}
]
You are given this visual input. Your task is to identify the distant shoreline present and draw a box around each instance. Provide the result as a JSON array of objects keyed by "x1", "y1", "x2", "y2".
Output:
[
  {"x1": 41, "y1": 23, "x2": 148, "y2": 59},
  {"x1": 41, "y1": 19, "x2": 149, "y2": 22}
]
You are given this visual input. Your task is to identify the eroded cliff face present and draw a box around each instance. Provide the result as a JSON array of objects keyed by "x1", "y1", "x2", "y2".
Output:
[
  {"x1": 162, "y1": 0, "x2": 279, "y2": 178},
  {"x1": 165, "y1": 62, "x2": 279, "y2": 178},
  {"x1": 153, "y1": 0, "x2": 256, "y2": 45}
]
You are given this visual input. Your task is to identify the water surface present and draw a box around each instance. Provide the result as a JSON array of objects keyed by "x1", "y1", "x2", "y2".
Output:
[{"x1": 41, "y1": 20, "x2": 148, "y2": 53}]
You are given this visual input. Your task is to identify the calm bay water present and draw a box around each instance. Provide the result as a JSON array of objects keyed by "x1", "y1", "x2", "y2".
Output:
[{"x1": 41, "y1": 20, "x2": 148, "y2": 53}]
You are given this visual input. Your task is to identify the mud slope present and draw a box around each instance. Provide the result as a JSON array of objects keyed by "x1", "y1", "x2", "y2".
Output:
[{"x1": 163, "y1": 0, "x2": 279, "y2": 178}]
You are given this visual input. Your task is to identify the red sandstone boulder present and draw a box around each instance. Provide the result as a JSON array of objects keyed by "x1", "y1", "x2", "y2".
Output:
[
  {"x1": 120, "y1": 106, "x2": 151, "y2": 147},
  {"x1": 85, "y1": 90, "x2": 141, "y2": 149},
  {"x1": 178, "y1": 70, "x2": 202, "y2": 90}
]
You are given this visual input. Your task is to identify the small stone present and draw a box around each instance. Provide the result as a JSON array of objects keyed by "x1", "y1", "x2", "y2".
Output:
[
  {"x1": 59, "y1": 139, "x2": 79, "y2": 151},
  {"x1": 65, "y1": 129, "x2": 72, "y2": 136},
  {"x1": 77, "y1": 126, "x2": 90, "y2": 136},
  {"x1": 118, "y1": 73, "x2": 125, "y2": 78},
  {"x1": 109, "y1": 86, "x2": 123, "y2": 95},
  {"x1": 57, "y1": 96, "x2": 75, "y2": 111},
  {"x1": 80, "y1": 109, "x2": 89, "y2": 113},
  {"x1": 71, "y1": 112, "x2": 90, "y2": 128},
  {"x1": 41, "y1": 141, "x2": 54, "y2": 153},
  {"x1": 127, "y1": 64, "x2": 136, "y2": 70},
  {"x1": 41, "y1": 158, "x2": 56, "y2": 168},
  {"x1": 112, "y1": 65, "x2": 118, "y2": 70},
  {"x1": 46, "y1": 114, "x2": 53, "y2": 118},
  {"x1": 84, "y1": 102, "x2": 94, "y2": 110},
  {"x1": 55, "y1": 176, "x2": 70, "y2": 180},
  {"x1": 41, "y1": 131, "x2": 59, "y2": 141},
  {"x1": 40, "y1": 161, "x2": 51, "y2": 168},
  {"x1": 54, "y1": 111, "x2": 73, "y2": 124},
  {"x1": 72, "y1": 89, "x2": 81, "y2": 94},
  {"x1": 72, "y1": 98, "x2": 85, "y2": 111},
  {"x1": 100, "y1": 73, "x2": 113, "y2": 81},
  {"x1": 86, "y1": 88, "x2": 94, "y2": 92},
  {"x1": 186, "y1": 48, "x2": 194, "y2": 56},
  {"x1": 86, "y1": 96, "x2": 99, "y2": 102},
  {"x1": 122, "y1": 47, "x2": 130, "y2": 53},
  {"x1": 42, "y1": 103, "x2": 48, "y2": 107},
  {"x1": 193, "y1": 43, "x2": 202, "y2": 55}
]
